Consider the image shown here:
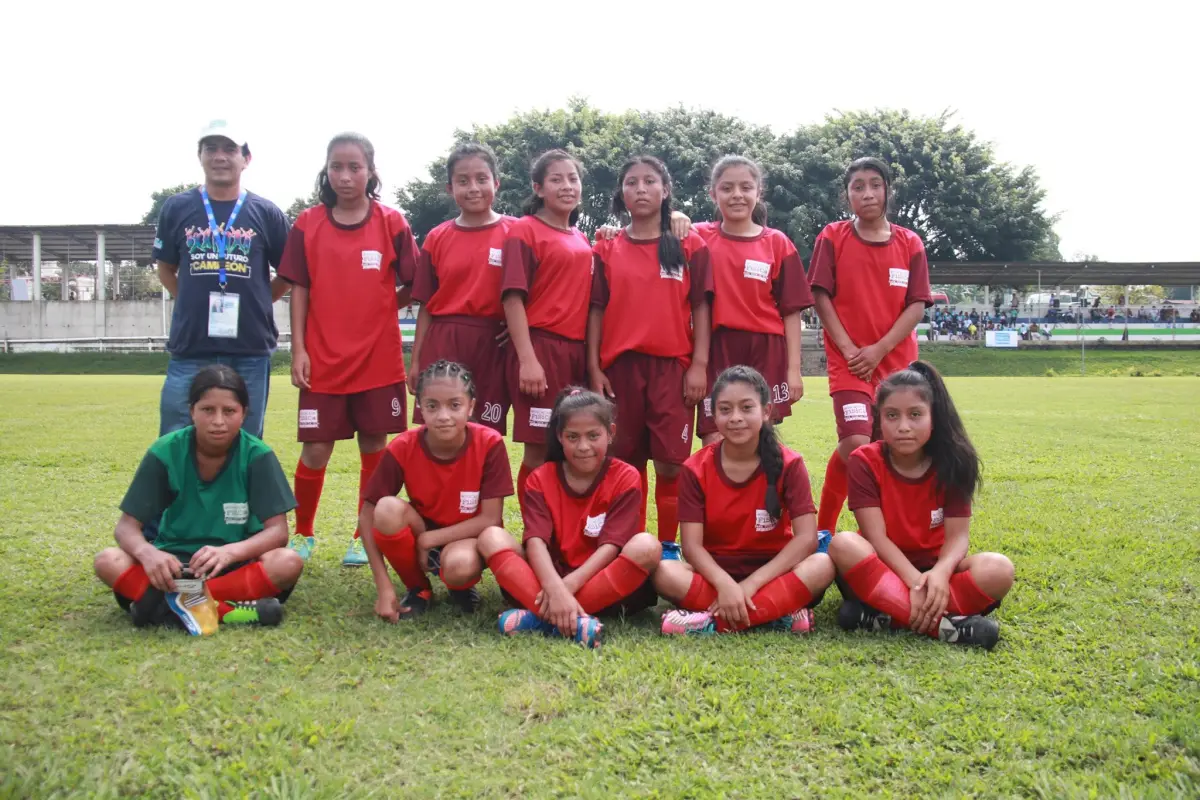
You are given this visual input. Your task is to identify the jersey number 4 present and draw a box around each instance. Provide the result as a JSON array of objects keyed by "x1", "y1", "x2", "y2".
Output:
[{"x1": 480, "y1": 403, "x2": 503, "y2": 424}]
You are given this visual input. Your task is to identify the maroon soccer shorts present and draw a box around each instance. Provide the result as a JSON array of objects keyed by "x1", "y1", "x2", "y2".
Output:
[
  {"x1": 297, "y1": 383, "x2": 407, "y2": 442},
  {"x1": 506, "y1": 328, "x2": 587, "y2": 445},
  {"x1": 604, "y1": 351, "x2": 693, "y2": 465},
  {"x1": 698, "y1": 327, "x2": 794, "y2": 437},
  {"x1": 413, "y1": 315, "x2": 510, "y2": 434},
  {"x1": 830, "y1": 390, "x2": 874, "y2": 441}
]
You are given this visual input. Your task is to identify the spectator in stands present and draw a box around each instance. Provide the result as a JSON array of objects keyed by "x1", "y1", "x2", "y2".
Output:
[
  {"x1": 1019, "y1": 322, "x2": 1030, "y2": 341},
  {"x1": 152, "y1": 120, "x2": 291, "y2": 440},
  {"x1": 1106, "y1": 306, "x2": 1116, "y2": 321}
]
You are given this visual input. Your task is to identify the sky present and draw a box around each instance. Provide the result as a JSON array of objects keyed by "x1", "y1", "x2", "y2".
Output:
[{"x1": 2, "y1": 0, "x2": 1195, "y2": 262}]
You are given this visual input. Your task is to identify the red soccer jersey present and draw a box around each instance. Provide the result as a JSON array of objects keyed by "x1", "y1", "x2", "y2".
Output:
[
  {"x1": 278, "y1": 202, "x2": 418, "y2": 394},
  {"x1": 691, "y1": 222, "x2": 812, "y2": 336},
  {"x1": 846, "y1": 441, "x2": 971, "y2": 567},
  {"x1": 590, "y1": 230, "x2": 711, "y2": 369},
  {"x1": 807, "y1": 220, "x2": 933, "y2": 395},
  {"x1": 523, "y1": 458, "x2": 642, "y2": 571},
  {"x1": 501, "y1": 215, "x2": 594, "y2": 341},
  {"x1": 363, "y1": 423, "x2": 513, "y2": 528},
  {"x1": 413, "y1": 216, "x2": 518, "y2": 320},
  {"x1": 677, "y1": 442, "x2": 816, "y2": 563}
]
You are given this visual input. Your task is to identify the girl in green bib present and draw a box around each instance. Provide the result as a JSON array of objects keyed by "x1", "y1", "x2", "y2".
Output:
[{"x1": 94, "y1": 365, "x2": 303, "y2": 631}]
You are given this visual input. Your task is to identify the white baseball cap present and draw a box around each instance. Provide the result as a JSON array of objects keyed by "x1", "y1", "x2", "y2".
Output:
[{"x1": 198, "y1": 119, "x2": 248, "y2": 150}]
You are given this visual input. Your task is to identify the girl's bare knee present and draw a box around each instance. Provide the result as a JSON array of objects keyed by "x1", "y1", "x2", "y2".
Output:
[
  {"x1": 621, "y1": 533, "x2": 662, "y2": 571},
  {"x1": 476, "y1": 526, "x2": 517, "y2": 559},
  {"x1": 797, "y1": 551, "x2": 835, "y2": 589},
  {"x1": 373, "y1": 496, "x2": 410, "y2": 533}
]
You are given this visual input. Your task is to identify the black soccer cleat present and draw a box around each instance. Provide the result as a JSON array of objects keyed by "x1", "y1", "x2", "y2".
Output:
[
  {"x1": 448, "y1": 587, "x2": 481, "y2": 614},
  {"x1": 938, "y1": 614, "x2": 1000, "y2": 650},
  {"x1": 130, "y1": 587, "x2": 170, "y2": 628},
  {"x1": 397, "y1": 588, "x2": 433, "y2": 620},
  {"x1": 837, "y1": 598, "x2": 892, "y2": 632}
]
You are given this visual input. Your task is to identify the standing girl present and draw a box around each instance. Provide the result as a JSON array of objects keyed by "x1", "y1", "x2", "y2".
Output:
[
  {"x1": 808, "y1": 157, "x2": 932, "y2": 536},
  {"x1": 654, "y1": 366, "x2": 834, "y2": 635},
  {"x1": 409, "y1": 142, "x2": 516, "y2": 433},
  {"x1": 588, "y1": 155, "x2": 712, "y2": 545},
  {"x1": 359, "y1": 361, "x2": 514, "y2": 619},
  {"x1": 501, "y1": 150, "x2": 594, "y2": 513},
  {"x1": 692, "y1": 156, "x2": 813, "y2": 445},
  {"x1": 827, "y1": 361, "x2": 1014, "y2": 649},
  {"x1": 279, "y1": 133, "x2": 419, "y2": 567},
  {"x1": 476, "y1": 389, "x2": 663, "y2": 649}
]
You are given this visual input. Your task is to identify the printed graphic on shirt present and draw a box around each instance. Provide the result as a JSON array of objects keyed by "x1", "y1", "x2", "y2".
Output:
[
  {"x1": 460, "y1": 491, "x2": 481, "y2": 514},
  {"x1": 743, "y1": 259, "x2": 770, "y2": 282},
  {"x1": 842, "y1": 402, "x2": 869, "y2": 422},
  {"x1": 488, "y1": 247, "x2": 503, "y2": 267},
  {"x1": 754, "y1": 509, "x2": 778, "y2": 532},
  {"x1": 703, "y1": 398, "x2": 713, "y2": 418},
  {"x1": 584, "y1": 513, "x2": 607, "y2": 537},
  {"x1": 930, "y1": 508, "x2": 945, "y2": 527},
  {"x1": 223, "y1": 502, "x2": 250, "y2": 524},
  {"x1": 888, "y1": 267, "x2": 909, "y2": 287},
  {"x1": 362, "y1": 250, "x2": 383, "y2": 270},
  {"x1": 660, "y1": 264, "x2": 684, "y2": 281},
  {"x1": 186, "y1": 225, "x2": 256, "y2": 278},
  {"x1": 529, "y1": 407, "x2": 552, "y2": 428},
  {"x1": 299, "y1": 409, "x2": 319, "y2": 429}
]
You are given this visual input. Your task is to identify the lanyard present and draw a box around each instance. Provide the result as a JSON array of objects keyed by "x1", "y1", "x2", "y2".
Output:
[{"x1": 200, "y1": 186, "x2": 247, "y2": 291}]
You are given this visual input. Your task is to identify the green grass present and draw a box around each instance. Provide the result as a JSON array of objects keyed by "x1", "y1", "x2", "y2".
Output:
[{"x1": 1, "y1": 377, "x2": 1198, "y2": 798}]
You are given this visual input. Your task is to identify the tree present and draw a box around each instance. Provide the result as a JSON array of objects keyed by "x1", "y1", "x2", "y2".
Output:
[
  {"x1": 286, "y1": 188, "x2": 321, "y2": 222},
  {"x1": 142, "y1": 183, "x2": 199, "y2": 225}
]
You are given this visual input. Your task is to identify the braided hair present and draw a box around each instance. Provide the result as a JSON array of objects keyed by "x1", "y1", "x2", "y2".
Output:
[
  {"x1": 415, "y1": 360, "x2": 476, "y2": 401},
  {"x1": 709, "y1": 365, "x2": 784, "y2": 519},
  {"x1": 610, "y1": 155, "x2": 686, "y2": 276}
]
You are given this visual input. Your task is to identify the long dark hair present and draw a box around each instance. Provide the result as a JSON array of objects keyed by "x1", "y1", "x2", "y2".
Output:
[
  {"x1": 520, "y1": 149, "x2": 583, "y2": 227},
  {"x1": 545, "y1": 387, "x2": 616, "y2": 464},
  {"x1": 875, "y1": 360, "x2": 981, "y2": 500},
  {"x1": 415, "y1": 359, "x2": 475, "y2": 401},
  {"x1": 317, "y1": 132, "x2": 381, "y2": 208},
  {"x1": 842, "y1": 156, "x2": 891, "y2": 216},
  {"x1": 711, "y1": 155, "x2": 768, "y2": 226},
  {"x1": 710, "y1": 366, "x2": 784, "y2": 519},
  {"x1": 188, "y1": 364, "x2": 249, "y2": 409},
  {"x1": 446, "y1": 142, "x2": 498, "y2": 184},
  {"x1": 611, "y1": 155, "x2": 685, "y2": 276}
]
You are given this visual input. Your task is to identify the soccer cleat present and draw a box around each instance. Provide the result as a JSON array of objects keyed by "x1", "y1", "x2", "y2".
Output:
[
  {"x1": 341, "y1": 536, "x2": 368, "y2": 567},
  {"x1": 816, "y1": 530, "x2": 832, "y2": 554},
  {"x1": 166, "y1": 588, "x2": 220, "y2": 636},
  {"x1": 396, "y1": 588, "x2": 433, "y2": 620},
  {"x1": 573, "y1": 615, "x2": 603, "y2": 649},
  {"x1": 130, "y1": 587, "x2": 170, "y2": 628},
  {"x1": 837, "y1": 599, "x2": 892, "y2": 632},
  {"x1": 661, "y1": 541, "x2": 682, "y2": 561},
  {"x1": 661, "y1": 609, "x2": 717, "y2": 636},
  {"x1": 497, "y1": 609, "x2": 603, "y2": 649},
  {"x1": 289, "y1": 534, "x2": 316, "y2": 562},
  {"x1": 221, "y1": 598, "x2": 284, "y2": 627},
  {"x1": 448, "y1": 587, "x2": 481, "y2": 614},
  {"x1": 769, "y1": 607, "x2": 816, "y2": 635},
  {"x1": 938, "y1": 614, "x2": 1000, "y2": 650}
]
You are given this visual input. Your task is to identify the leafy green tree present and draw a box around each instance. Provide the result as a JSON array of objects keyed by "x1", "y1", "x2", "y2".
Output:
[
  {"x1": 141, "y1": 183, "x2": 200, "y2": 225},
  {"x1": 286, "y1": 189, "x2": 321, "y2": 222}
]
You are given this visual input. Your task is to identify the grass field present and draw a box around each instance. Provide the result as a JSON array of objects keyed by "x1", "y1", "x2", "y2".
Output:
[{"x1": 1, "y1": 375, "x2": 1198, "y2": 798}]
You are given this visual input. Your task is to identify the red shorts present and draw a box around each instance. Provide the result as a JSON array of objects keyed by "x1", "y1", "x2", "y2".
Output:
[
  {"x1": 413, "y1": 315, "x2": 509, "y2": 435},
  {"x1": 506, "y1": 328, "x2": 587, "y2": 445},
  {"x1": 698, "y1": 327, "x2": 794, "y2": 437},
  {"x1": 297, "y1": 383, "x2": 407, "y2": 442},
  {"x1": 831, "y1": 390, "x2": 874, "y2": 441},
  {"x1": 605, "y1": 351, "x2": 693, "y2": 465}
]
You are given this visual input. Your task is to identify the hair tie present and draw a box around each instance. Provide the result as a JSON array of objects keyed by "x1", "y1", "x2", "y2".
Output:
[{"x1": 569, "y1": 389, "x2": 582, "y2": 396}]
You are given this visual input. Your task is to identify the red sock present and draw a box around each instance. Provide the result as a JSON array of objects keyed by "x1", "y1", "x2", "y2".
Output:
[
  {"x1": 655, "y1": 473, "x2": 679, "y2": 543},
  {"x1": 715, "y1": 571, "x2": 812, "y2": 632},
  {"x1": 293, "y1": 460, "x2": 326, "y2": 537},
  {"x1": 575, "y1": 555, "x2": 650, "y2": 614},
  {"x1": 843, "y1": 552, "x2": 934, "y2": 637},
  {"x1": 948, "y1": 569, "x2": 998, "y2": 616},
  {"x1": 355, "y1": 450, "x2": 385, "y2": 539},
  {"x1": 207, "y1": 562, "x2": 281, "y2": 602},
  {"x1": 487, "y1": 549, "x2": 542, "y2": 611},
  {"x1": 372, "y1": 527, "x2": 431, "y2": 592},
  {"x1": 680, "y1": 572, "x2": 718, "y2": 611},
  {"x1": 517, "y1": 463, "x2": 533, "y2": 516},
  {"x1": 113, "y1": 564, "x2": 150, "y2": 601},
  {"x1": 636, "y1": 463, "x2": 649, "y2": 531},
  {"x1": 441, "y1": 570, "x2": 481, "y2": 591},
  {"x1": 817, "y1": 451, "x2": 848, "y2": 532}
]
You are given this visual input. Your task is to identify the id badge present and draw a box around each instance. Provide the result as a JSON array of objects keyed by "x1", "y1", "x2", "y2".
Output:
[{"x1": 208, "y1": 291, "x2": 240, "y2": 338}]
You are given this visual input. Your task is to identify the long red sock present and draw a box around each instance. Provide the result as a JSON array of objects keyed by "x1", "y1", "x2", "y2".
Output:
[
  {"x1": 487, "y1": 549, "x2": 542, "y2": 611},
  {"x1": 517, "y1": 463, "x2": 533, "y2": 516},
  {"x1": 293, "y1": 460, "x2": 326, "y2": 537},
  {"x1": 207, "y1": 562, "x2": 281, "y2": 602},
  {"x1": 843, "y1": 552, "x2": 932, "y2": 636},
  {"x1": 355, "y1": 450, "x2": 385, "y2": 539},
  {"x1": 948, "y1": 570, "x2": 998, "y2": 616},
  {"x1": 575, "y1": 555, "x2": 650, "y2": 614},
  {"x1": 680, "y1": 572, "x2": 718, "y2": 611},
  {"x1": 113, "y1": 564, "x2": 150, "y2": 601},
  {"x1": 715, "y1": 572, "x2": 812, "y2": 632},
  {"x1": 655, "y1": 473, "x2": 679, "y2": 543},
  {"x1": 817, "y1": 451, "x2": 848, "y2": 532},
  {"x1": 372, "y1": 527, "x2": 431, "y2": 592},
  {"x1": 636, "y1": 463, "x2": 649, "y2": 531}
]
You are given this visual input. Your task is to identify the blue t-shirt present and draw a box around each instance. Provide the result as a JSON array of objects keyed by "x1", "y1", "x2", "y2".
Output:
[{"x1": 153, "y1": 188, "x2": 290, "y2": 358}]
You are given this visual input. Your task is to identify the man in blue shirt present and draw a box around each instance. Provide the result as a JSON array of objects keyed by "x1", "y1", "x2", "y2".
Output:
[{"x1": 152, "y1": 120, "x2": 291, "y2": 439}]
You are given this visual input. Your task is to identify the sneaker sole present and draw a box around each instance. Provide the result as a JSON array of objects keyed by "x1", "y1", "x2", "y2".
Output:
[{"x1": 165, "y1": 594, "x2": 203, "y2": 636}]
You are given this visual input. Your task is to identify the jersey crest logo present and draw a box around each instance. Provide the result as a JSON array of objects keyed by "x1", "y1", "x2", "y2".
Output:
[
  {"x1": 362, "y1": 250, "x2": 383, "y2": 270},
  {"x1": 754, "y1": 509, "x2": 778, "y2": 532},
  {"x1": 583, "y1": 513, "x2": 607, "y2": 537},
  {"x1": 460, "y1": 491, "x2": 481, "y2": 514},
  {"x1": 659, "y1": 264, "x2": 684, "y2": 281},
  {"x1": 223, "y1": 502, "x2": 250, "y2": 525},
  {"x1": 842, "y1": 402, "x2": 869, "y2": 423},
  {"x1": 488, "y1": 247, "x2": 503, "y2": 267},
  {"x1": 888, "y1": 267, "x2": 909, "y2": 288},
  {"x1": 930, "y1": 508, "x2": 944, "y2": 528},
  {"x1": 391, "y1": 397, "x2": 403, "y2": 417},
  {"x1": 299, "y1": 409, "x2": 320, "y2": 429},
  {"x1": 743, "y1": 259, "x2": 770, "y2": 282}
]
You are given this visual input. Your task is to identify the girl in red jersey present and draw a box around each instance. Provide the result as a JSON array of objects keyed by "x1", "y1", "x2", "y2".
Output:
[
  {"x1": 808, "y1": 157, "x2": 932, "y2": 537},
  {"x1": 359, "y1": 361, "x2": 514, "y2": 620},
  {"x1": 828, "y1": 361, "x2": 1014, "y2": 649},
  {"x1": 588, "y1": 155, "x2": 712, "y2": 546},
  {"x1": 501, "y1": 150, "x2": 594, "y2": 513},
  {"x1": 477, "y1": 389, "x2": 663, "y2": 649},
  {"x1": 654, "y1": 366, "x2": 834, "y2": 635},
  {"x1": 278, "y1": 133, "x2": 419, "y2": 567},
  {"x1": 692, "y1": 156, "x2": 813, "y2": 446},
  {"x1": 410, "y1": 142, "x2": 515, "y2": 433}
]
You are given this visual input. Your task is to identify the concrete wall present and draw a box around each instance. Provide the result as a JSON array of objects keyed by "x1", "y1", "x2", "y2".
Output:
[{"x1": 0, "y1": 300, "x2": 293, "y2": 340}]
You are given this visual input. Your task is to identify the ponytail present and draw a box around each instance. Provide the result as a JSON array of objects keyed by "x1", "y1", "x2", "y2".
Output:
[
  {"x1": 751, "y1": 201, "x2": 768, "y2": 226},
  {"x1": 523, "y1": 149, "x2": 583, "y2": 228},
  {"x1": 611, "y1": 155, "x2": 685, "y2": 276},
  {"x1": 710, "y1": 365, "x2": 783, "y2": 519},
  {"x1": 544, "y1": 387, "x2": 616, "y2": 464}
]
